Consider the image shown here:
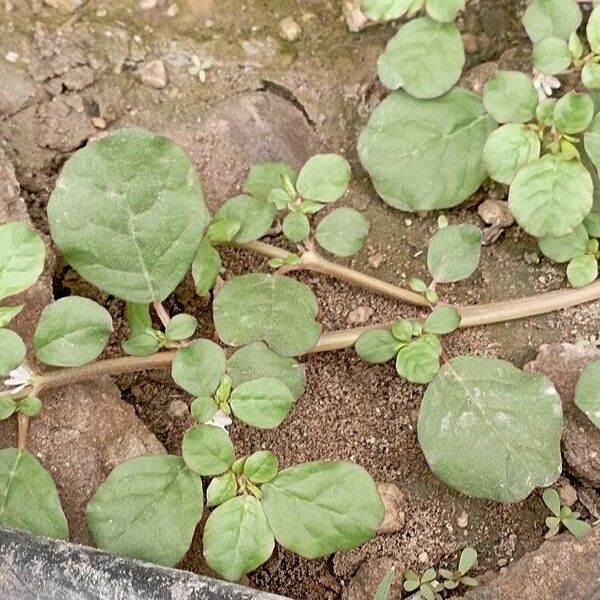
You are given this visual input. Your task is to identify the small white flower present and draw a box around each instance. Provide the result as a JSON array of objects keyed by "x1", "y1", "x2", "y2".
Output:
[
  {"x1": 206, "y1": 409, "x2": 232, "y2": 432},
  {"x1": 533, "y1": 70, "x2": 561, "y2": 101},
  {"x1": 3, "y1": 364, "x2": 32, "y2": 395}
]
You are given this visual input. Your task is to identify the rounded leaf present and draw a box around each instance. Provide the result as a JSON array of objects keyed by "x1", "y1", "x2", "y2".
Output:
[
  {"x1": 48, "y1": 128, "x2": 207, "y2": 303},
  {"x1": 87, "y1": 455, "x2": 202, "y2": 565},
  {"x1": 192, "y1": 238, "x2": 221, "y2": 296},
  {"x1": 0, "y1": 328, "x2": 25, "y2": 377},
  {"x1": 182, "y1": 424, "x2": 235, "y2": 476},
  {"x1": 315, "y1": 208, "x2": 369, "y2": 257},
  {"x1": 165, "y1": 313, "x2": 197, "y2": 341},
  {"x1": 418, "y1": 356, "x2": 564, "y2": 502},
  {"x1": 282, "y1": 212, "x2": 310, "y2": 243},
  {"x1": 377, "y1": 17, "x2": 464, "y2": 99},
  {"x1": 171, "y1": 339, "x2": 226, "y2": 397},
  {"x1": 537, "y1": 98, "x2": 557, "y2": 126},
  {"x1": 554, "y1": 92, "x2": 594, "y2": 134},
  {"x1": 355, "y1": 329, "x2": 402, "y2": 364},
  {"x1": 0, "y1": 222, "x2": 45, "y2": 302},
  {"x1": 361, "y1": 0, "x2": 412, "y2": 20},
  {"x1": 214, "y1": 274, "x2": 321, "y2": 357},
  {"x1": 18, "y1": 396, "x2": 42, "y2": 417},
  {"x1": 213, "y1": 195, "x2": 276, "y2": 243},
  {"x1": 358, "y1": 88, "x2": 496, "y2": 211},
  {"x1": 426, "y1": 0, "x2": 464, "y2": 22},
  {"x1": 0, "y1": 397, "x2": 17, "y2": 420},
  {"x1": 538, "y1": 225, "x2": 588, "y2": 263},
  {"x1": 508, "y1": 155, "x2": 593, "y2": 238},
  {"x1": 296, "y1": 154, "x2": 351, "y2": 203},
  {"x1": 244, "y1": 450, "x2": 279, "y2": 483},
  {"x1": 396, "y1": 339, "x2": 441, "y2": 384},
  {"x1": 584, "y1": 212, "x2": 600, "y2": 237},
  {"x1": 587, "y1": 6, "x2": 600, "y2": 54},
  {"x1": 482, "y1": 71, "x2": 538, "y2": 124},
  {"x1": 0, "y1": 305, "x2": 24, "y2": 328},
  {"x1": 482, "y1": 124, "x2": 541, "y2": 185},
  {"x1": 427, "y1": 224, "x2": 482, "y2": 283},
  {"x1": 0, "y1": 448, "x2": 68, "y2": 540},
  {"x1": 582, "y1": 63, "x2": 600, "y2": 90},
  {"x1": 533, "y1": 38, "x2": 571, "y2": 75},
  {"x1": 574, "y1": 359, "x2": 600, "y2": 429},
  {"x1": 523, "y1": 0, "x2": 582, "y2": 43},
  {"x1": 424, "y1": 306, "x2": 461, "y2": 335},
  {"x1": 567, "y1": 254, "x2": 598, "y2": 288},
  {"x1": 229, "y1": 377, "x2": 294, "y2": 429},
  {"x1": 206, "y1": 472, "x2": 237, "y2": 507},
  {"x1": 244, "y1": 162, "x2": 297, "y2": 202},
  {"x1": 203, "y1": 496, "x2": 275, "y2": 581},
  {"x1": 262, "y1": 461, "x2": 384, "y2": 558}
]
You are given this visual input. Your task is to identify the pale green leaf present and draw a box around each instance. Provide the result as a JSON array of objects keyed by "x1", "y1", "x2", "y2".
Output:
[
  {"x1": 206, "y1": 472, "x2": 237, "y2": 507},
  {"x1": 554, "y1": 92, "x2": 594, "y2": 134},
  {"x1": 261, "y1": 461, "x2": 384, "y2": 558},
  {"x1": 0, "y1": 222, "x2": 45, "y2": 302},
  {"x1": 213, "y1": 195, "x2": 276, "y2": 243},
  {"x1": 0, "y1": 448, "x2": 68, "y2": 540},
  {"x1": 377, "y1": 17, "x2": 464, "y2": 99},
  {"x1": 584, "y1": 212, "x2": 600, "y2": 237},
  {"x1": 0, "y1": 328, "x2": 25, "y2": 377},
  {"x1": 587, "y1": 6, "x2": 600, "y2": 54},
  {"x1": 48, "y1": 128, "x2": 208, "y2": 303},
  {"x1": 538, "y1": 225, "x2": 589, "y2": 263},
  {"x1": 523, "y1": 0, "x2": 582, "y2": 43},
  {"x1": 213, "y1": 274, "x2": 321, "y2": 356},
  {"x1": 190, "y1": 396, "x2": 218, "y2": 423},
  {"x1": 244, "y1": 450, "x2": 279, "y2": 483},
  {"x1": 358, "y1": 88, "x2": 496, "y2": 211},
  {"x1": 229, "y1": 377, "x2": 294, "y2": 429},
  {"x1": 424, "y1": 306, "x2": 461, "y2": 335},
  {"x1": 392, "y1": 319, "x2": 413, "y2": 341},
  {"x1": 296, "y1": 154, "x2": 351, "y2": 203},
  {"x1": 282, "y1": 212, "x2": 310, "y2": 243},
  {"x1": 537, "y1": 98, "x2": 557, "y2": 126},
  {"x1": 182, "y1": 424, "x2": 235, "y2": 476},
  {"x1": 203, "y1": 496, "x2": 275, "y2": 581},
  {"x1": 582, "y1": 63, "x2": 600, "y2": 90},
  {"x1": 0, "y1": 305, "x2": 23, "y2": 328},
  {"x1": 508, "y1": 155, "x2": 593, "y2": 238},
  {"x1": 206, "y1": 218, "x2": 241, "y2": 243},
  {"x1": 192, "y1": 238, "x2": 221, "y2": 296},
  {"x1": 315, "y1": 208, "x2": 369, "y2": 257},
  {"x1": 574, "y1": 359, "x2": 600, "y2": 429},
  {"x1": 226, "y1": 341, "x2": 305, "y2": 399},
  {"x1": 171, "y1": 339, "x2": 226, "y2": 396},
  {"x1": 396, "y1": 339, "x2": 440, "y2": 384},
  {"x1": 482, "y1": 71, "x2": 538, "y2": 124},
  {"x1": 426, "y1": 0, "x2": 464, "y2": 22},
  {"x1": 417, "y1": 356, "x2": 564, "y2": 502},
  {"x1": 165, "y1": 313, "x2": 197, "y2": 341},
  {"x1": 458, "y1": 547, "x2": 478, "y2": 574},
  {"x1": 542, "y1": 488, "x2": 561, "y2": 516},
  {"x1": 563, "y1": 517, "x2": 592, "y2": 537},
  {"x1": 18, "y1": 396, "x2": 42, "y2": 417},
  {"x1": 427, "y1": 224, "x2": 481, "y2": 283},
  {"x1": 361, "y1": 0, "x2": 412, "y2": 20},
  {"x1": 583, "y1": 113, "x2": 600, "y2": 176},
  {"x1": 0, "y1": 397, "x2": 17, "y2": 420},
  {"x1": 122, "y1": 333, "x2": 161, "y2": 357},
  {"x1": 244, "y1": 163, "x2": 297, "y2": 202},
  {"x1": 374, "y1": 567, "x2": 395, "y2": 600},
  {"x1": 569, "y1": 31, "x2": 584, "y2": 60},
  {"x1": 483, "y1": 124, "x2": 541, "y2": 185},
  {"x1": 567, "y1": 254, "x2": 598, "y2": 287},
  {"x1": 355, "y1": 330, "x2": 402, "y2": 364},
  {"x1": 87, "y1": 455, "x2": 202, "y2": 565},
  {"x1": 533, "y1": 38, "x2": 572, "y2": 75}
]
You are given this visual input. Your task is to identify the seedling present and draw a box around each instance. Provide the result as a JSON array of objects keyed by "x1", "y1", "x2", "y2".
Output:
[
  {"x1": 542, "y1": 488, "x2": 592, "y2": 539},
  {"x1": 438, "y1": 547, "x2": 479, "y2": 590},
  {"x1": 403, "y1": 567, "x2": 444, "y2": 600}
]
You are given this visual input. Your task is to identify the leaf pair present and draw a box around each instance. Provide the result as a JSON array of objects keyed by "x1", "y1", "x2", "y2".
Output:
[{"x1": 542, "y1": 488, "x2": 592, "y2": 538}]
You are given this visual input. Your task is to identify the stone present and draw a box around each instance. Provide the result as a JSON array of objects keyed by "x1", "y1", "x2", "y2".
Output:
[
  {"x1": 342, "y1": 0, "x2": 371, "y2": 33},
  {"x1": 525, "y1": 343, "x2": 600, "y2": 486},
  {"x1": 457, "y1": 510, "x2": 469, "y2": 529},
  {"x1": 138, "y1": 59, "x2": 168, "y2": 89},
  {"x1": 347, "y1": 306, "x2": 374, "y2": 326},
  {"x1": 376, "y1": 482, "x2": 406, "y2": 535},
  {"x1": 139, "y1": 0, "x2": 157, "y2": 8},
  {"x1": 278, "y1": 17, "x2": 302, "y2": 42},
  {"x1": 557, "y1": 480, "x2": 578, "y2": 508},
  {"x1": 0, "y1": 61, "x2": 36, "y2": 116},
  {"x1": 460, "y1": 61, "x2": 498, "y2": 93},
  {"x1": 342, "y1": 557, "x2": 402, "y2": 600},
  {"x1": 477, "y1": 199, "x2": 514, "y2": 228},
  {"x1": 44, "y1": 0, "x2": 87, "y2": 13},
  {"x1": 462, "y1": 527, "x2": 600, "y2": 600}
]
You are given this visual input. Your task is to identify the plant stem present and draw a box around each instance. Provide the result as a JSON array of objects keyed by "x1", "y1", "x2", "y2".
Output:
[
  {"x1": 17, "y1": 413, "x2": 28, "y2": 450},
  {"x1": 153, "y1": 301, "x2": 171, "y2": 328}
]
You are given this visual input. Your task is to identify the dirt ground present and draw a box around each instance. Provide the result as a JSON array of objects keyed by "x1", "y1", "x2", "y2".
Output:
[{"x1": 1, "y1": 1, "x2": 600, "y2": 598}]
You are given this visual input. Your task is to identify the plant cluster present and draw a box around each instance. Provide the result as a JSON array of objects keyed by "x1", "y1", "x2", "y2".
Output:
[{"x1": 542, "y1": 488, "x2": 592, "y2": 539}]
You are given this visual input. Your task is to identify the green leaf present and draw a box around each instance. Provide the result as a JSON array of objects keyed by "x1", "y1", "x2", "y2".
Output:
[
  {"x1": 584, "y1": 212, "x2": 600, "y2": 237},
  {"x1": 299, "y1": 200, "x2": 325, "y2": 214},
  {"x1": 533, "y1": 38, "x2": 572, "y2": 75},
  {"x1": 355, "y1": 330, "x2": 402, "y2": 363},
  {"x1": 0, "y1": 222, "x2": 45, "y2": 302},
  {"x1": 508, "y1": 155, "x2": 593, "y2": 238},
  {"x1": 426, "y1": 0, "x2": 464, "y2": 22},
  {"x1": 244, "y1": 162, "x2": 297, "y2": 202},
  {"x1": 522, "y1": 0, "x2": 582, "y2": 43},
  {"x1": 244, "y1": 450, "x2": 279, "y2": 483},
  {"x1": 417, "y1": 356, "x2": 564, "y2": 502},
  {"x1": 261, "y1": 461, "x2": 384, "y2": 558},
  {"x1": 192, "y1": 238, "x2": 221, "y2": 296},
  {"x1": 554, "y1": 92, "x2": 594, "y2": 134},
  {"x1": 424, "y1": 306, "x2": 461, "y2": 335},
  {"x1": 87, "y1": 454, "x2": 202, "y2": 565},
  {"x1": 171, "y1": 339, "x2": 226, "y2": 397},
  {"x1": 213, "y1": 195, "x2": 276, "y2": 243},
  {"x1": 409, "y1": 278, "x2": 429, "y2": 293},
  {"x1": 214, "y1": 274, "x2": 321, "y2": 357},
  {"x1": 427, "y1": 224, "x2": 481, "y2": 283},
  {"x1": 569, "y1": 31, "x2": 584, "y2": 60},
  {"x1": 165, "y1": 313, "x2": 197, "y2": 341},
  {"x1": 268, "y1": 188, "x2": 293, "y2": 210},
  {"x1": 392, "y1": 319, "x2": 414, "y2": 341},
  {"x1": 358, "y1": 88, "x2": 496, "y2": 211},
  {"x1": 206, "y1": 218, "x2": 241, "y2": 243},
  {"x1": 315, "y1": 208, "x2": 369, "y2": 257},
  {"x1": 567, "y1": 254, "x2": 598, "y2": 287},
  {"x1": 122, "y1": 333, "x2": 161, "y2": 357},
  {"x1": 538, "y1": 225, "x2": 589, "y2": 263},
  {"x1": 361, "y1": 0, "x2": 412, "y2": 20},
  {"x1": 563, "y1": 517, "x2": 592, "y2": 537},
  {"x1": 374, "y1": 567, "x2": 395, "y2": 600},
  {"x1": 296, "y1": 154, "x2": 351, "y2": 203},
  {"x1": 537, "y1": 98, "x2": 557, "y2": 126},
  {"x1": 182, "y1": 424, "x2": 235, "y2": 476},
  {"x1": 0, "y1": 305, "x2": 23, "y2": 328},
  {"x1": 125, "y1": 302, "x2": 152, "y2": 337},
  {"x1": 226, "y1": 341, "x2": 305, "y2": 399},
  {"x1": 587, "y1": 6, "x2": 600, "y2": 54},
  {"x1": 0, "y1": 397, "x2": 17, "y2": 420},
  {"x1": 0, "y1": 329, "x2": 26, "y2": 377},
  {"x1": 282, "y1": 212, "x2": 310, "y2": 243},
  {"x1": 574, "y1": 359, "x2": 600, "y2": 429},
  {"x1": 542, "y1": 488, "x2": 562, "y2": 516},
  {"x1": 203, "y1": 495, "x2": 275, "y2": 581},
  {"x1": 0, "y1": 448, "x2": 68, "y2": 540},
  {"x1": 206, "y1": 472, "x2": 237, "y2": 507},
  {"x1": 482, "y1": 71, "x2": 538, "y2": 124},
  {"x1": 18, "y1": 396, "x2": 42, "y2": 417},
  {"x1": 377, "y1": 17, "x2": 464, "y2": 99},
  {"x1": 396, "y1": 339, "x2": 440, "y2": 384},
  {"x1": 583, "y1": 113, "x2": 600, "y2": 177},
  {"x1": 458, "y1": 547, "x2": 478, "y2": 575},
  {"x1": 582, "y1": 63, "x2": 600, "y2": 90},
  {"x1": 229, "y1": 377, "x2": 294, "y2": 429},
  {"x1": 190, "y1": 396, "x2": 218, "y2": 423},
  {"x1": 483, "y1": 124, "x2": 541, "y2": 185},
  {"x1": 47, "y1": 128, "x2": 207, "y2": 303}
]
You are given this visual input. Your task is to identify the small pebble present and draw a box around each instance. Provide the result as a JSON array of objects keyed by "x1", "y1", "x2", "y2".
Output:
[
  {"x1": 558, "y1": 482, "x2": 578, "y2": 507},
  {"x1": 139, "y1": 0, "x2": 157, "y2": 8},
  {"x1": 404, "y1": 219, "x2": 412, "y2": 226},
  {"x1": 497, "y1": 558, "x2": 508, "y2": 567},
  {"x1": 418, "y1": 551, "x2": 429, "y2": 564},
  {"x1": 347, "y1": 306, "x2": 374, "y2": 325},
  {"x1": 138, "y1": 59, "x2": 168, "y2": 89},
  {"x1": 92, "y1": 117, "x2": 106, "y2": 129},
  {"x1": 5, "y1": 51, "x2": 18, "y2": 63},
  {"x1": 167, "y1": 400, "x2": 189, "y2": 419},
  {"x1": 524, "y1": 252, "x2": 540, "y2": 265},
  {"x1": 166, "y1": 2, "x2": 179, "y2": 16},
  {"x1": 462, "y1": 33, "x2": 479, "y2": 54},
  {"x1": 368, "y1": 252, "x2": 384, "y2": 269},
  {"x1": 457, "y1": 510, "x2": 469, "y2": 528},
  {"x1": 477, "y1": 198, "x2": 514, "y2": 228},
  {"x1": 278, "y1": 16, "x2": 302, "y2": 42}
]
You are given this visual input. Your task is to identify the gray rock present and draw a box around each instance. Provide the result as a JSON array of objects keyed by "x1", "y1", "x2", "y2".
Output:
[
  {"x1": 376, "y1": 482, "x2": 406, "y2": 535},
  {"x1": 0, "y1": 61, "x2": 37, "y2": 116},
  {"x1": 138, "y1": 59, "x2": 168, "y2": 89}
]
